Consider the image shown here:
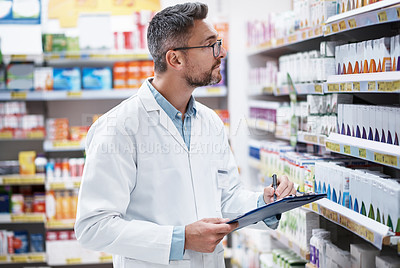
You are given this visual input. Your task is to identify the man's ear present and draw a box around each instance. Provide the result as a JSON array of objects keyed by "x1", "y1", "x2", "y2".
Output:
[{"x1": 165, "y1": 50, "x2": 184, "y2": 71}]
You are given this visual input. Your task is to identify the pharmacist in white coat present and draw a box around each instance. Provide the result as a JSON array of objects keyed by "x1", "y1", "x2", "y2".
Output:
[{"x1": 75, "y1": 2, "x2": 296, "y2": 268}]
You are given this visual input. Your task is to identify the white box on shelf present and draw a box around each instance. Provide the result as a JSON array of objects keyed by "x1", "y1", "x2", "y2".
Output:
[{"x1": 350, "y1": 243, "x2": 379, "y2": 268}]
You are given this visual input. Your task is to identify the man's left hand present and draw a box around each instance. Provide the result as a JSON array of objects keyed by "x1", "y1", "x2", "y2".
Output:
[{"x1": 263, "y1": 175, "x2": 296, "y2": 204}]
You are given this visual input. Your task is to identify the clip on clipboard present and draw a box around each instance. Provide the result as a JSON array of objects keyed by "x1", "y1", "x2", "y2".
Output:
[{"x1": 227, "y1": 193, "x2": 327, "y2": 230}]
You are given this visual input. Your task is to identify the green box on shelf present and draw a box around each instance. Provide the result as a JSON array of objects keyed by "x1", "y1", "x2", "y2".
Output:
[{"x1": 52, "y1": 34, "x2": 67, "y2": 52}]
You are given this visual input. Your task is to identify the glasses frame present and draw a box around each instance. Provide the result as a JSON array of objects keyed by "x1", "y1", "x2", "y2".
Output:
[{"x1": 172, "y1": 39, "x2": 222, "y2": 58}]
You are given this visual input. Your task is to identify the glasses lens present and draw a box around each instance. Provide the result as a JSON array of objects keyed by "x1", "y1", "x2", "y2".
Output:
[{"x1": 214, "y1": 40, "x2": 222, "y2": 57}]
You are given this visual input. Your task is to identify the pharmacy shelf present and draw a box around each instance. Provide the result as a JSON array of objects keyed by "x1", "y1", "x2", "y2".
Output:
[
  {"x1": 326, "y1": 133, "x2": 400, "y2": 169},
  {"x1": 43, "y1": 139, "x2": 85, "y2": 152},
  {"x1": 193, "y1": 86, "x2": 227, "y2": 97},
  {"x1": 46, "y1": 177, "x2": 82, "y2": 190},
  {"x1": 247, "y1": 25, "x2": 324, "y2": 58},
  {"x1": 324, "y1": 72, "x2": 400, "y2": 93},
  {"x1": 0, "y1": 174, "x2": 45, "y2": 185},
  {"x1": 0, "y1": 213, "x2": 45, "y2": 224},
  {"x1": 303, "y1": 198, "x2": 394, "y2": 249},
  {"x1": 275, "y1": 83, "x2": 324, "y2": 96},
  {"x1": 0, "y1": 252, "x2": 46, "y2": 264},
  {"x1": 270, "y1": 230, "x2": 310, "y2": 261},
  {"x1": 248, "y1": 85, "x2": 274, "y2": 96},
  {"x1": 0, "y1": 89, "x2": 138, "y2": 101},
  {"x1": 46, "y1": 219, "x2": 75, "y2": 230},
  {"x1": 44, "y1": 50, "x2": 151, "y2": 63},
  {"x1": 324, "y1": 0, "x2": 400, "y2": 36}
]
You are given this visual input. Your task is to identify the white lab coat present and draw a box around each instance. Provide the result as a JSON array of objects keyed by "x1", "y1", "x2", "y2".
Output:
[{"x1": 75, "y1": 81, "x2": 263, "y2": 267}]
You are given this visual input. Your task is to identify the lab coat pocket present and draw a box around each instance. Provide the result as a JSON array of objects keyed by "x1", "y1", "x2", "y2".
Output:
[
  {"x1": 124, "y1": 257, "x2": 190, "y2": 267},
  {"x1": 214, "y1": 168, "x2": 228, "y2": 212}
]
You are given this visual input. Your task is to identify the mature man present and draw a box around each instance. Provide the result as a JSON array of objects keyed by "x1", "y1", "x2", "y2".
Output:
[{"x1": 75, "y1": 2, "x2": 295, "y2": 267}]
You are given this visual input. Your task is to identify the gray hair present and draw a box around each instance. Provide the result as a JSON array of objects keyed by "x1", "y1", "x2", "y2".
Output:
[{"x1": 147, "y1": 2, "x2": 208, "y2": 73}]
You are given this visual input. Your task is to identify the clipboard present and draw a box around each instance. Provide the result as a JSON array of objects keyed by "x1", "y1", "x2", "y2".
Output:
[{"x1": 227, "y1": 193, "x2": 327, "y2": 229}]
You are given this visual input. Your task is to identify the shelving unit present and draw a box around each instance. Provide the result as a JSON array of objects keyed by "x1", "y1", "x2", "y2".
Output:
[{"x1": 242, "y1": 0, "x2": 400, "y2": 265}]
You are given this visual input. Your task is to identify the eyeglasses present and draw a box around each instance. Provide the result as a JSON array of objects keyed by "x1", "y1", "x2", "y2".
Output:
[{"x1": 173, "y1": 39, "x2": 223, "y2": 58}]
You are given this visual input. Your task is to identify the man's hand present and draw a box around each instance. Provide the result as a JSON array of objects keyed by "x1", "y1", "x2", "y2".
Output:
[
  {"x1": 185, "y1": 218, "x2": 238, "y2": 253},
  {"x1": 263, "y1": 175, "x2": 296, "y2": 204}
]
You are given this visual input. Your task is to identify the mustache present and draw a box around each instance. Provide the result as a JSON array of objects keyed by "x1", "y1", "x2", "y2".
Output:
[{"x1": 212, "y1": 60, "x2": 221, "y2": 69}]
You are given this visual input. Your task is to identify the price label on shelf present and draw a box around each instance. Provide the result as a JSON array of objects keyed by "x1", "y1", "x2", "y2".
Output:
[
  {"x1": 0, "y1": 131, "x2": 13, "y2": 139},
  {"x1": 288, "y1": 34, "x2": 297, "y2": 43},
  {"x1": 344, "y1": 145, "x2": 351, "y2": 154},
  {"x1": 28, "y1": 254, "x2": 46, "y2": 262},
  {"x1": 315, "y1": 26, "x2": 322, "y2": 36},
  {"x1": 394, "y1": 80, "x2": 400, "y2": 91},
  {"x1": 11, "y1": 255, "x2": 28, "y2": 263},
  {"x1": 378, "y1": 11, "x2": 388, "y2": 22},
  {"x1": 304, "y1": 134, "x2": 318, "y2": 143},
  {"x1": 67, "y1": 91, "x2": 82, "y2": 98},
  {"x1": 301, "y1": 31, "x2": 307, "y2": 40},
  {"x1": 308, "y1": 29, "x2": 313, "y2": 38},
  {"x1": 397, "y1": 7, "x2": 400, "y2": 18},
  {"x1": 276, "y1": 38, "x2": 284, "y2": 46},
  {"x1": 326, "y1": 142, "x2": 340, "y2": 152},
  {"x1": 324, "y1": 25, "x2": 331, "y2": 35},
  {"x1": 49, "y1": 182, "x2": 66, "y2": 190},
  {"x1": 352, "y1": 82, "x2": 360, "y2": 91},
  {"x1": 378, "y1": 82, "x2": 388, "y2": 92},
  {"x1": 314, "y1": 84, "x2": 322, "y2": 93},
  {"x1": 52, "y1": 140, "x2": 82, "y2": 148},
  {"x1": 10, "y1": 91, "x2": 27, "y2": 100},
  {"x1": 331, "y1": 23, "x2": 339, "y2": 33},
  {"x1": 99, "y1": 255, "x2": 113, "y2": 262},
  {"x1": 368, "y1": 81, "x2": 376, "y2": 91},
  {"x1": 374, "y1": 153, "x2": 398, "y2": 166},
  {"x1": 27, "y1": 130, "x2": 45, "y2": 139},
  {"x1": 339, "y1": 20, "x2": 347, "y2": 31},
  {"x1": 66, "y1": 258, "x2": 82, "y2": 264},
  {"x1": 312, "y1": 202, "x2": 318, "y2": 213},
  {"x1": 0, "y1": 255, "x2": 7, "y2": 262},
  {"x1": 358, "y1": 148, "x2": 367, "y2": 158},
  {"x1": 348, "y1": 19, "x2": 357, "y2": 28},
  {"x1": 206, "y1": 87, "x2": 222, "y2": 94},
  {"x1": 327, "y1": 83, "x2": 339, "y2": 92},
  {"x1": 339, "y1": 83, "x2": 345, "y2": 91},
  {"x1": 11, "y1": 213, "x2": 44, "y2": 222}
]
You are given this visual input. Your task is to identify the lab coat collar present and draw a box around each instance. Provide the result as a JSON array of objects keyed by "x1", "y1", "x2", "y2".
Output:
[{"x1": 138, "y1": 80, "x2": 189, "y2": 153}]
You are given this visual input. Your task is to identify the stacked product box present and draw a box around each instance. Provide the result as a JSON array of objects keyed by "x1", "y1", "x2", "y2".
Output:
[
  {"x1": 338, "y1": 104, "x2": 400, "y2": 145},
  {"x1": 248, "y1": 61, "x2": 278, "y2": 90},
  {"x1": 335, "y1": 35, "x2": 400, "y2": 74},
  {"x1": 113, "y1": 60, "x2": 154, "y2": 89},
  {"x1": 0, "y1": 102, "x2": 45, "y2": 139},
  {"x1": 248, "y1": 100, "x2": 280, "y2": 132},
  {"x1": 6, "y1": 63, "x2": 34, "y2": 91},
  {"x1": 0, "y1": 229, "x2": 44, "y2": 254},
  {"x1": 46, "y1": 118, "x2": 89, "y2": 142},
  {"x1": 53, "y1": 68, "x2": 81, "y2": 91},
  {"x1": 82, "y1": 67, "x2": 112, "y2": 90}
]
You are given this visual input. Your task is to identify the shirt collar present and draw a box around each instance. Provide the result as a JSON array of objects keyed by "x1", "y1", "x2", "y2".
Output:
[{"x1": 146, "y1": 79, "x2": 197, "y2": 119}]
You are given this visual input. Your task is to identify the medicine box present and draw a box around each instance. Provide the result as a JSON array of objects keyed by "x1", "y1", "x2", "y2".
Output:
[
  {"x1": 82, "y1": 67, "x2": 112, "y2": 90},
  {"x1": 53, "y1": 68, "x2": 81, "y2": 91}
]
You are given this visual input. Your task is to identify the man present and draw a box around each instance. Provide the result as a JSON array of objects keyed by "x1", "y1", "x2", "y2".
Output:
[{"x1": 75, "y1": 2, "x2": 296, "y2": 267}]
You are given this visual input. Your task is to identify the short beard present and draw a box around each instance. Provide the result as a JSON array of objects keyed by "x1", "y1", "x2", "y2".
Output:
[{"x1": 185, "y1": 60, "x2": 222, "y2": 88}]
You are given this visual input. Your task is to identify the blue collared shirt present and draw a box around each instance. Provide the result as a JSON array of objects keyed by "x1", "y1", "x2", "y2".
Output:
[{"x1": 147, "y1": 80, "x2": 279, "y2": 260}]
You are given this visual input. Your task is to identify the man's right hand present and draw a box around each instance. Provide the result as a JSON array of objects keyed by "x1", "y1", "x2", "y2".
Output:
[{"x1": 184, "y1": 218, "x2": 238, "y2": 253}]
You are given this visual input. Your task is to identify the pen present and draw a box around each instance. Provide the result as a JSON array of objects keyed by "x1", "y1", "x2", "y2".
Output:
[{"x1": 272, "y1": 174, "x2": 277, "y2": 202}]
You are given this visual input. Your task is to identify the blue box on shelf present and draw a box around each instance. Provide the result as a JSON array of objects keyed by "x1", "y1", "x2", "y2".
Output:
[
  {"x1": 53, "y1": 68, "x2": 81, "y2": 91},
  {"x1": 82, "y1": 67, "x2": 112, "y2": 90}
]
